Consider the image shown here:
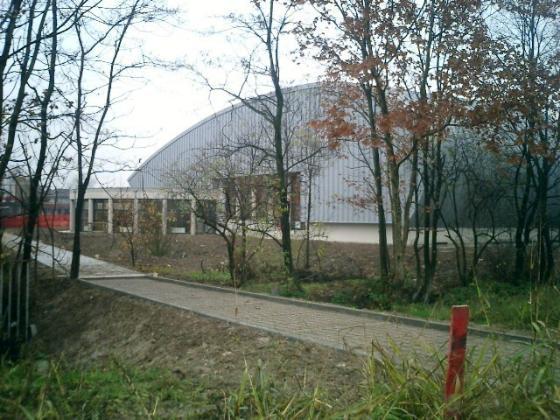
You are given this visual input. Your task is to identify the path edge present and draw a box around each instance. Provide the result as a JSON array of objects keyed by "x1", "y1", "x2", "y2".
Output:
[{"x1": 148, "y1": 275, "x2": 535, "y2": 345}]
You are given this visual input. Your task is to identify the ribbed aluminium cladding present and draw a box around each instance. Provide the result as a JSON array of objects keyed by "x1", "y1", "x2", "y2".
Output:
[{"x1": 127, "y1": 83, "x2": 386, "y2": 224}]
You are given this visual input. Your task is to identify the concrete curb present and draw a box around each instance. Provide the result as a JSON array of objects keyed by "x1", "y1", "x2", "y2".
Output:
[
  {"x1": 80, "y1": 274, "x2": 150, "y2": 280},
  {"x1": 147, "y1": 275, "x2": 535, "y2": 345}
]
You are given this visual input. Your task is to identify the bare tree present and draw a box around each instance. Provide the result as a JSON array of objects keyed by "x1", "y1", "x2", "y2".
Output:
[
  {"x1": 111, "y1": 190, "x2": 137, "y2": 266},
  {"x1": 440, "y1": 134, "x2": 511, "y2": 285},
  {"x1": 0, "y1": 0, "x2": 48, "y2": 190},
  {"x1": 18, "y1": 0, "x2": 61, "y2": 274},
  {"x1": 192, "y1": 0, "x2": 304, "y2": 283},
  {"x1": 294, "y1": 127, "x2": 330, "y2": 270},
  {"x1": 0, "y1": 0, "x2": 81, "y2": 194},
  {"x1": 170, "y1": 146, "x2": 276, "y2": 288},
  {"x1": 473, "y1": 0, "x2": 560, "y2": 284},
  {"x1": 68, "y1": 0, "x2": 169, "y2": 279}
]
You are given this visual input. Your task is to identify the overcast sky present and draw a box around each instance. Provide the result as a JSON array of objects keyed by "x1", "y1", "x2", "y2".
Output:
[{"x1": 96, "y1": 1, "x2": 322, "y2": 187}]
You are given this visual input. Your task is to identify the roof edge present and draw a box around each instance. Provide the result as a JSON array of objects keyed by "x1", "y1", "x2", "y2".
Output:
[{"x1": 127, "y1": 82, "x2": 323, "y2": 185}]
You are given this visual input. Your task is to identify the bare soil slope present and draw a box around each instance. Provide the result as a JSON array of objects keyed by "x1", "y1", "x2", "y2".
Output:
[{"x1": 31, "y1": 274, "x2": 364, "y2": 404}]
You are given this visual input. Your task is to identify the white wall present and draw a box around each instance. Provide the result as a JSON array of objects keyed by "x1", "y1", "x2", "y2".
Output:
[{"x1": 306, "y1": 223, "x2": 518, "y2": 245}]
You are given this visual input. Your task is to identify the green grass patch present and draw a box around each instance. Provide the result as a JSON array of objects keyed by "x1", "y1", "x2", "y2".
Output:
[
  {"x1": 394, "y1": 282, "x2": 560, "y2": 331},
  {"x1": 0, "y1": 357, "x2": 220, "y2": 419},
  {"x1": 4, "y1": 338, "x2": 558, "y2": 419},
  {"x1": 246, "y1": 278, "x2": 560, "y2": 332},
  {"x1": 144, "y1": 267, "x2": 232, "y2": 286},
  {"x1": 185, "y1": 270, "x2": 232, "y2": 285}
]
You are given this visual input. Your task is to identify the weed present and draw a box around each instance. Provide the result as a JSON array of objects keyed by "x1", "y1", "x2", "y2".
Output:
[
  {"x1": 187, "y1": 270, "x2": 232, "y2": 285},
  {"x1": 223, "y1": 334, "x2": 560, "y2": 418},
  {"x1": 223, "y1": 361, "x2": 331, "y2": 419},
  {"x1": 2, "y1": 334, "x2": 559, "y2": 419},
  {"x1": 0, "y1": 357, "x2": 220, "y2": 419},
  {"x1": 346, "y1": 335, "x2": 560, "y2": 418}
]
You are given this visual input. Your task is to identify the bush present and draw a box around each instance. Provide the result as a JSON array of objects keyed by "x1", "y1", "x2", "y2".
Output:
[{"x1": 478, "y1": 243, "x2": 518, "y2": 282}]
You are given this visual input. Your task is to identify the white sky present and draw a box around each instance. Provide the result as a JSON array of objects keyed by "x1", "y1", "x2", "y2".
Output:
[{"x1": 97, "y1": 0, "x2": 323, "y2": 187}]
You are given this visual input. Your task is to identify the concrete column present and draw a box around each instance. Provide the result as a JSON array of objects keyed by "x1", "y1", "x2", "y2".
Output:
[
  {"x1": 107, "y1": 198, "x2": 113, "y2": 234},
  {"x1": 133, "y1": 197, "x2": 139, "y2": 234},
  {"x1": 69, "y1": 199, "x2": 75, "y2": 233},
  {"x1": 87, "y1": 199, "x2": 94, "y2": 231},
  {"x1": 251, "y1": 189, "x2": 257, "y2": 221},
  {"x1": 162, "y1": 198, "x2": 168, "y2": 235},
  {"x1": 190, "y1": 203, "x2": 196, "y2": 235}
]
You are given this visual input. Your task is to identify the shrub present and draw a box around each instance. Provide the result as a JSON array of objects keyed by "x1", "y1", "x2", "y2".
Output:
[{"x1": 341, "y1": 336, "x2": 559, "y2": 418}]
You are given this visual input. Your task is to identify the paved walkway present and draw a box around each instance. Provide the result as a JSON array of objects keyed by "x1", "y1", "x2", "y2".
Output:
[
  {"x1": 2, "y1": 233, "x2": 138, "y2": 277},
  {"x1": 2, "y1": 233, "x2": 529, "y2": 358}
]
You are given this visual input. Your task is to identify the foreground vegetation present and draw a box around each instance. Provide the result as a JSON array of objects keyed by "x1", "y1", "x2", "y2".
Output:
[
  {"x1": 2, "y1": 337, "x2": 558, "y2": 419},
  {"x1": 0, "y1": 357, "x2": 221, "y2": 418}
]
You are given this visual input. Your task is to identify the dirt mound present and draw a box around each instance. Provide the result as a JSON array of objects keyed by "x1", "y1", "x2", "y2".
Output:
[{"x1": 31, "y1": 274, "x2": 363, "y2": 404}]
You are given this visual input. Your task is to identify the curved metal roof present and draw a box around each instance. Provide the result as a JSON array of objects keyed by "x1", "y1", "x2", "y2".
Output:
[{"x1": 128, "y1": 82, "x2": 323, "y2": 185}]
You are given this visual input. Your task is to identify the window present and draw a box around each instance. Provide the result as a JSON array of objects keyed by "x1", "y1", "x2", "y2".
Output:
[
  {"x1": 222, "y1": 172, "x2": 301, "y2": 226},
  {"x1": 113, "y1": 199, "x2": 134, "y2": 232},
  {"x1": 168, "y1": 199, "x2": 191, "y2": 234},
  {"x1": 92, "y1": 199, "x2": 108, "y2": 231}
]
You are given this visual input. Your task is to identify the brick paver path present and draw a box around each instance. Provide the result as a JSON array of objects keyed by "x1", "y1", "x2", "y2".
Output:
[
  {"x1": 2, "y1": 233, "x2": 529, "y2": 359},
  {"x1": 86, "y1": 277, "x2": 527, "y2": 358}
]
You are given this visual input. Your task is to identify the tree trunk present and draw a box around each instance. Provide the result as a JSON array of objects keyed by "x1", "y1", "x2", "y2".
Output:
[
  {"x1": 70, "y1": 187, "x2": 86, "y2": 280},
  {"x1": 273, "y1": 92, "x2": 294, "y2": 278},
  {"x1": 363, "y1": 86, "x2": 390, "y2": 280},
  {"x1": 304, "y1": 172, "x2": 312, "y2": 270},
  {"x1": 226, "y1": 236, "x2": 238, "y2": 288},
  {"x1": 536, "y1": 160, "x2": 553, "y2": 283}
]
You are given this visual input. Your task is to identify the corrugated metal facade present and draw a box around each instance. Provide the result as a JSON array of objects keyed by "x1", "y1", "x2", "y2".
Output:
[{"x1": 128, "y1": 83, "x2": 390, "y2": 224}]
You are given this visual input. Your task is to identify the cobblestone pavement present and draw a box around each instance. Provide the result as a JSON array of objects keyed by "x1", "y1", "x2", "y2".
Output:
[{"x1": 3, "y1": 233, "x2": 529, "y2": 359}]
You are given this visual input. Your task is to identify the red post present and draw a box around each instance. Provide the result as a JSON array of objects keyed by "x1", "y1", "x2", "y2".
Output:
[{"x1": 445, "y1": 305, "x2": 469, "y2": 406}]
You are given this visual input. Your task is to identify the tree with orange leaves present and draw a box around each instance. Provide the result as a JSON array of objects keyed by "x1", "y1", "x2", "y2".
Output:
[{"x1": 298, "y1": 0, "x2": 488, "y2": 297}]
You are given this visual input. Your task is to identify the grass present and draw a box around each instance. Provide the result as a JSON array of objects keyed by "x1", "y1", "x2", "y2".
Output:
[
  {"x1": 3, "y1": 337, "x2": 558, "y2": 419},
  {"x1": 181, "y1": 270, "x2": 231, "y2": 285},
  {"x1": 347, "y1": 338, "x2": 560, "y2": 418},
  {"x1": 393, "y1": 281, "x2": 560, "y2": 331},
  {"x1": 0, "y1": 356, "x2": 221, "y2": 419},
  {"x1": 144, "y1": 265, "x2": 232, "y2": 286},
  {"x1": 209, "y1": 336, "x2": 560, "y2": 418},
  {"x1": 239, "y1": 276, "x2": 560, "y2": 332}
]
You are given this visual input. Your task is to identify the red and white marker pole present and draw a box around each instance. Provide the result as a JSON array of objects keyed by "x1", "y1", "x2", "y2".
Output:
[{"x1": 445, "y1": 305, "x2": 470, "y2": 415}]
